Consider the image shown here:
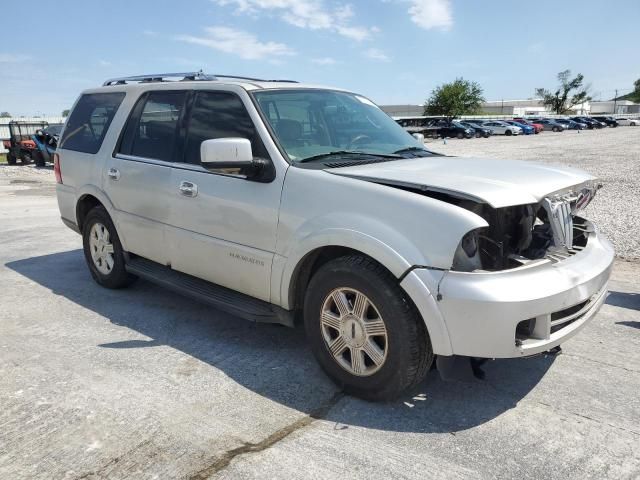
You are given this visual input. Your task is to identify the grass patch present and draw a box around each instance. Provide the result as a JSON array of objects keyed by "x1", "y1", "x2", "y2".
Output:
[{"x1": 0, "y1": 153, "x2": 6, "y2": 164}]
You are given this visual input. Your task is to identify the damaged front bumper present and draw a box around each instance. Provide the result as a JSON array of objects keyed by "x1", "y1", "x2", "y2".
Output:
[{"x1": 404, "y1": 219, "x2": 614, "y2": 359}]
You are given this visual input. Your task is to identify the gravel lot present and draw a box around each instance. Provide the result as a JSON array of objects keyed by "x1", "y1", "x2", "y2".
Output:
[
  {"x1": 0, "y1": 128, "x2": 639, "y2": 479},
  {"x1": 428, "y1": 126, "x2": 640, "y2": 260}
]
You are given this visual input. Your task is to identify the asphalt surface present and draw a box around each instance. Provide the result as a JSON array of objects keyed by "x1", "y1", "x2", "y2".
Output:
[{"x1": 1, "y1": 155, "x2": 639, "y2": 479}]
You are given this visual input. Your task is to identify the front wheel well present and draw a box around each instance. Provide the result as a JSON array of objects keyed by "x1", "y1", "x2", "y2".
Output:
[
  {"x1": 289, "y1": 246, "x2": 398, "y2": 323},
  {"x1": 76, "y1": 195, "x2": 103, "y2": 232}
]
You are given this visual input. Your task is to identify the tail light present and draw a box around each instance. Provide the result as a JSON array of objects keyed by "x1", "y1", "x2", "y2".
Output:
[{"x1": 53, "y1": 153, "x2": 63, "y2": 184}]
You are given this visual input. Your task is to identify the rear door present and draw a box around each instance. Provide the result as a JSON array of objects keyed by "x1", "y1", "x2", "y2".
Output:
[
  {"x1": 166, "y1": 90, "x2": 284, "y2": 302},
  {"x1": 105, "y1": 90, "x2": 188, "y2": 265}
]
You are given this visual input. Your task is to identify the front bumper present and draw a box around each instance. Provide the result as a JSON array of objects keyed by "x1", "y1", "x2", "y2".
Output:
[{"x1": 405, "y1": 219, "x2": 614, "y2": 358}]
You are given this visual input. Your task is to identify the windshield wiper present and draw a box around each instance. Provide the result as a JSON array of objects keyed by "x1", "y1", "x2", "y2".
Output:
[
  {"x1": 392, "y1": 146, "x2": 432, "y2": 155},
  {"x1": 298, "y1": 150, "x2": 402, "y2": 163}
]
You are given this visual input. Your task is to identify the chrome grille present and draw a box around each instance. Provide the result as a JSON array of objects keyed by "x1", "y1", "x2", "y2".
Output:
[{"x1": 543, "y1": 197, "x2": 574, "y2": 248}]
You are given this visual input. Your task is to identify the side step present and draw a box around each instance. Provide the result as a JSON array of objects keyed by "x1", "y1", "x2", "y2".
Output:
[{"x1": 125, "y1": 257, "x2": 293, "y2": 326}]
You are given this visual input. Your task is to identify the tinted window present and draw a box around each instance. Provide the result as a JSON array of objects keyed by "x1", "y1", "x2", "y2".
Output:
[
  {"x1": 119, "y1": 91, "x2": 187, "y2": 162},
  {"x1": 184, "y1": 91, "x2": 268, "y2": 165},
  {"x1": 59, "y1": 93, "x2": 125, "y2": 153}
]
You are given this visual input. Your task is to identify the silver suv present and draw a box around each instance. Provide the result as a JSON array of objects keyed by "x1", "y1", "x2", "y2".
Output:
[{"x1": 55, "y1": 72, "x2": 613, "y2": 400}]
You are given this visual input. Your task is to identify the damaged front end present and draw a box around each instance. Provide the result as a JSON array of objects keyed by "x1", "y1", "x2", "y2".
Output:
[{"x1": 451, "y1": 182, "x2": 601, "y2": 272}]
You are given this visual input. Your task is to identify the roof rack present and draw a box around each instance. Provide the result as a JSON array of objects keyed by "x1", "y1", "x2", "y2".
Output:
[{"x1": 103, "y1": 71, "x2": 298, "y2": 86}]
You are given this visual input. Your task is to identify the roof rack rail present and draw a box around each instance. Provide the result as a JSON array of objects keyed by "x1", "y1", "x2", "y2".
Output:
[
  {"x1": 103, "y1": 71, "x2": 216, "y2": 86},
  {"x1": 103, "y1": 71, "x2": 298, "y2": 86},
  {"x1": 213, "y1": 74, "x2": 298, "y2": 83}
]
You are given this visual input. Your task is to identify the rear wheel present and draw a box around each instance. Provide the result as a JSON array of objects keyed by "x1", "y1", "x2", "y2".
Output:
[
  {"x1": 6, "y1": 152, "x2": 17, "y2": 165},
  {"x1": 552, "y1": 126, "x2": 559, "y2": 132},
  {"x1": 456, "y1": 132, "x2": 464, "y2": 139},
  {"x1": 505, "y1": 130, "x2": 512, "y2": 136},
  {"x1": 20, "y1": 151, "x2": 32, "y2": 164},
  {"x1": 304, "y1": 255, "x2": 433, "y2": 401},
  {"x1": 82, "y1": 206, "x2": 137, "y2": 289}
]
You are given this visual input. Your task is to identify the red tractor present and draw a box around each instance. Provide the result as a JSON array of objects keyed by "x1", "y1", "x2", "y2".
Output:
[{"x1": 3, "y1": 121, "x2": 48, "y2": 165}]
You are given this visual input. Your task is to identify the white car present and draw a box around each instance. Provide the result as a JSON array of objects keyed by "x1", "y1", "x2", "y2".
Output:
[
  {"x1": 479, "y1": 120, "x2": 522, "y2": 136},
  {"x1": 55, "y1": 72, "x2": 613, "y2": 400},
  {"x1": 617, "y1": 118, "x2": 639, "y2": 126}
]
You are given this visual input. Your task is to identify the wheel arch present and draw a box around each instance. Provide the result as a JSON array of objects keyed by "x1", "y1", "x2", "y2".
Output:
[
  {"x1": 282, "y1": 243, "x2": 454, "y2": 356},
  {"x1": 74, "y1": 186, "x2": 128, "y2": 251}
]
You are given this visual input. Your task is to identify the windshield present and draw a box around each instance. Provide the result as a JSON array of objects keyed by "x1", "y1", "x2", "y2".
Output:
[{"x1": 253, "y1": 89, "x2": 426, "y2": 162}]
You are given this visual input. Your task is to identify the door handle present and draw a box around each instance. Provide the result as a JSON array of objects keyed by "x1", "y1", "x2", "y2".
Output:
[
  {"x1": 107, "y1": 168, "x2": 120, "y2": 180},
  {"x1": 179, "y1": 181, "x2": 198, "y2": 197}
]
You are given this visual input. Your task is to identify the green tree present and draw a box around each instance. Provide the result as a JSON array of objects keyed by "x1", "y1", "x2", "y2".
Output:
[
  {"x1": 535, "y1": 70, "x2": 591, "y2": 114},
  {"x1": 424, "y1": 78, "x2": 485, "y2": 121},
  {"x1": 0, "y1": 112, "x2": 10, "y2": 118},
  {"x1": 62, "y1": 109, "x2": 70, "y2": 117},
  {"x1": 631, "y1": 79, "x2": 640, "y2": 103}
]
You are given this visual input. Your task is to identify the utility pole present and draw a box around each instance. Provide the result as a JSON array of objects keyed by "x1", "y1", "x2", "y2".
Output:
[{"x1": 613, "y1": 89, "x2": 618, "y2": 114}]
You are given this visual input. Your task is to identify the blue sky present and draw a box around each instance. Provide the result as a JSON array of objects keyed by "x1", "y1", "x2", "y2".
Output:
[{"x1": 2, "y1": 0, "x2": 639, "y2": 116}]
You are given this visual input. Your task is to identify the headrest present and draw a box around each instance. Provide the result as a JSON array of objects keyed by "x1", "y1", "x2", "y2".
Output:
[{"x1": 276, "y1": 119, "x2": 302, "y2": 142}]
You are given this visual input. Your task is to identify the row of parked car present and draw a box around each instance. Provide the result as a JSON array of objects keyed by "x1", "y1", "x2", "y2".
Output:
[{"x1": 397, "y1": 115, "x2": 639, "y2": 139}]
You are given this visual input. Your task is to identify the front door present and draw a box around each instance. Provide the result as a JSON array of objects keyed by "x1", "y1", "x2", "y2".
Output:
[{"x1": 166, "y1": 90, "x2": 284, "y2": 302}]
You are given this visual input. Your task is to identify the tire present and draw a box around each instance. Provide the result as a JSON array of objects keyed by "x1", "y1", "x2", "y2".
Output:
[
  {"x1": 20, "y1": 151, "x2": 32, "y2": 164},
  {"x1": 456, "y1": 132, "x2": 464, "y2": 139},
  {"x1": 32, "y1": 150, "x2": 45, "y2": 167},
  {"x1": 6, "y1": 152, "x2": 17, "y2": 165},
  {"x1": 304, "y1": 254, "x2": 433, "y2": 401},
  {"x1": 552, "y1": 127, "x2": 559, "y2": 132},
  {"x1": 82, "y1": 206, "x2": 137, "y2": 289},
  {"x1": 505, "y1": 130, "x2": 512, "y2": 136},
  {"x1": 475, "y1": 132, "x2": 481, "y2": 138}
]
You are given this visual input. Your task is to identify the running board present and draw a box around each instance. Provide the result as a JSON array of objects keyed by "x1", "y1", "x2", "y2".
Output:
[{"x1": 125, "y1": 257, "x2": 294, "y2": 326}]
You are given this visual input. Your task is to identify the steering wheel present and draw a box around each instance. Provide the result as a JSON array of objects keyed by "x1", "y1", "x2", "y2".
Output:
[{"x1": 346, "y1": 134, "x2": 371, "y2": 150}]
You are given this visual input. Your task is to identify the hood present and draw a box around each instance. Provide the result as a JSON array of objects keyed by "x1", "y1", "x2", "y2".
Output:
[{"x1": 328, "y1": 156, "x2": 596, "y2": 208}]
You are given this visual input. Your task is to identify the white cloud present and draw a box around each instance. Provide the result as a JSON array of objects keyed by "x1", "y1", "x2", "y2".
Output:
[
  {"x1": 143, "y1": 30, "x2": 158, "y2": 36},
  {"x1": 98, "y1": 60, "x2": 112, "y2": 67},
  {"x1": 214, "y1": 0, "x2": 375, "y2": 41},
  {"x1": 176, "y1": 27, "x2": 295, "y2": 60},
  {"x1": 408, "y1": 0, "x2": 453, "y2": 31},
  {"x1": 311, "y1": 57, "x2": 338, "y2": 65},
  {"x1": 0, "y1": 53, "x2": 31, "y2": 63},
  {"x1": 364, "y1": 48, "x2": 390, "y2": 62}
]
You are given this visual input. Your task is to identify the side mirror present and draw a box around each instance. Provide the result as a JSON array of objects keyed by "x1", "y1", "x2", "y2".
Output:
[
  {"x1": 412, "y1": 133, "x2": 425, "y2": 143},
  {"x1": 201, "y1": 138, "x2": 253, "y2": 168},
  {"x1": 200, "y1": 137, "x2": 272, "y2": 182}
]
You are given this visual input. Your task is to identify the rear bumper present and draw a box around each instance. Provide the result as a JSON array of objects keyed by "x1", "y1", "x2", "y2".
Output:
[{"x1": 407, "y1": 219, "x2": 614, "y2": 358}]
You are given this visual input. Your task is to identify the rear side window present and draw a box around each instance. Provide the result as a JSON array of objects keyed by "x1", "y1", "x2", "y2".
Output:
[
  {"x1": 59, "y1": 93, "x2": 125, "y2": 154},
  {"x1": 184, "y1": 91, "x2": 268, "y2": 164},
  {"x1": 118, "y1": 91, "x2": 187, "y2": 162}
]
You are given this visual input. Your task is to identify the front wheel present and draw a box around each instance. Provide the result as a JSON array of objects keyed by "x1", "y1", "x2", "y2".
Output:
[
  {"x1": 304, "y1": 255, "x2": 433, "y2": 401},
  {"x1": 82, "y1": 206, "x2": 137, "y2": 289},
  {"x1": 552, "y1": 127, "x2": 559, "y2": 132},
  {"x1": 505, "y1": 130, "x2": 512, "y2": 136}
]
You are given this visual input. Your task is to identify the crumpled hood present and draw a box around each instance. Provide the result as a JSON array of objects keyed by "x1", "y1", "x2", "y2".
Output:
[{"x1": 328, "y1": 156, "x2": 597, "y2": 208}]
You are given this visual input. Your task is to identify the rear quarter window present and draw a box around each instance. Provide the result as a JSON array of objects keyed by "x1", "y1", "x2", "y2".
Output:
[{"x1": 59, "y1": 92, "x2": 125, "y2": 154}]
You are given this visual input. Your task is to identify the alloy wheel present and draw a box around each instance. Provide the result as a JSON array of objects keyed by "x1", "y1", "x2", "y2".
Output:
[
  {"x1": 320, "y1": 288, "x2": 388, "y2": 376},
  {"x1": 89, "y1": 222, "x2": 115, "y2": 275}
]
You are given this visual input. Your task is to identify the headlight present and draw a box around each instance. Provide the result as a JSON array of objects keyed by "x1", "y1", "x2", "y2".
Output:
[
  {"x1": 573, "y1": 182, "x2": 601, "y2": 214},
  {"x1": 452, "y1": 230, "x2": 482, "y2": 271}
]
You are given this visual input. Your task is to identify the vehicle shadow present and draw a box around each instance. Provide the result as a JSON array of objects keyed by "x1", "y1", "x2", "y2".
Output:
[
  {"x1": 6, "y1": 249, "x2": 557, "y2": 434},
  {"x1": 607, "y1": 291, "x2": 640, "y2": 311}
]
